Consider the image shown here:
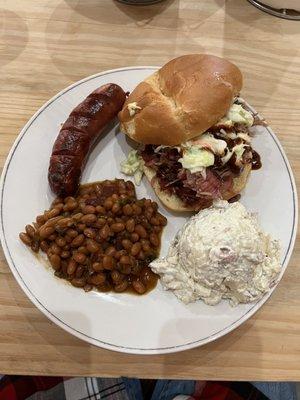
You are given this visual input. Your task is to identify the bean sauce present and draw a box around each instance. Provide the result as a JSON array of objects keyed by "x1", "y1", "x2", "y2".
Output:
[{"x1": 19, "y1": 179, "x2": 166, "y2": 295}]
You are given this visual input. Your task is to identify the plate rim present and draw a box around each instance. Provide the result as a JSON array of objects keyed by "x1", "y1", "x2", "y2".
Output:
[{"x1": 0, "y1": 66, "x2": 298, "y2": 355}]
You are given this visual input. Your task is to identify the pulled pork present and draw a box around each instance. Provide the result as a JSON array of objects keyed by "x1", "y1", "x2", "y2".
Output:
[
  {"x1": 141, "y1": 145, "x2": 228, "y2": 209},
  {"x1": 140, "y1": 123, "x2": 261, "y2": 209}
]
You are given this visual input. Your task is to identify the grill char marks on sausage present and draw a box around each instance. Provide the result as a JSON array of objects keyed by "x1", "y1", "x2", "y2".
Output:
[{"x1": 48, "y1": 83, "x2": 126, "y2": 197}]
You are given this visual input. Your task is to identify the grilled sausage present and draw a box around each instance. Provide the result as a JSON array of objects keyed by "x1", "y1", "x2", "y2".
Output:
[{"x1": 48, "y1": 83, "x2": 126, "y2": 196}]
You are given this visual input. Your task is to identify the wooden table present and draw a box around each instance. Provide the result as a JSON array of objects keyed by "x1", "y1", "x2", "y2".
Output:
[{"x1": 0, "y1": 0, "x2": 299, "y2": 380}]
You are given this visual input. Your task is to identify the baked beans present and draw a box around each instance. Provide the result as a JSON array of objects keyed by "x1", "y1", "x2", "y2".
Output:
[{"x1": 19, "y1": 179, "x2": 166, "y2": 295}]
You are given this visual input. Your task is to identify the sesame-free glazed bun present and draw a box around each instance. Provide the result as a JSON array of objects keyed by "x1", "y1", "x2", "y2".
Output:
[
  {"x1": 118, "y1": 54, "x2": 243, "y2": 146},
  {"x1": 143, "y1": 163, "x2": 251, "y2": 212}
]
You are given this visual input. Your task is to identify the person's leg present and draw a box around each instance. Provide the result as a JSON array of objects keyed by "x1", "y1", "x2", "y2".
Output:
[
  {"x1": 252, "y1": 382, "x2": 298, "y2": 400},
  {"x1": 151, "y1": 379, "x2": 196, "y2": 400},
  {"x1": 122, "y1": 377, "x2": 144, "y2": 400},
  {"x1": 150, "y1": 380, "x2": 286, "y2": 400}
]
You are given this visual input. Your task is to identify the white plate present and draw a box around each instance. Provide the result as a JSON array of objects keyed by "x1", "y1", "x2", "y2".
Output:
[{"x1": 0, "y1": 67, "x2": 298, "y2": 354}]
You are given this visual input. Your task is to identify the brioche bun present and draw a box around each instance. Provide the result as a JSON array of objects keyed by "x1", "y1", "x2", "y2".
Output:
[
  {"x1": 144, "y1": 163, "x2": 251, "y2": 212},
  {"x1": 118, "y1": 54, "x2": 242, "y2": 146}
]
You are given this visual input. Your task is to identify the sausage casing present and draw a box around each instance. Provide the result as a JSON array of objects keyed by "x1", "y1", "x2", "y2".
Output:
[{"x1": 48, "y1": 83, "x2": 126, "y2": 196}]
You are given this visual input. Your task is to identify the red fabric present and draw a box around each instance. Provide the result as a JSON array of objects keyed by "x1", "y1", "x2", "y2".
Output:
[
  {"x1": 200, "y1": 382, "x2": 240, "y2": 400},
  {"x1": 0, "y1": 376, "x2": 63, "y2": 400},
  {"x1": 0, "y1": 382, "x2": 16, "y2": 400},
  {"x1": 190, "y1": 382, "x2": 256, "y2": 400}
]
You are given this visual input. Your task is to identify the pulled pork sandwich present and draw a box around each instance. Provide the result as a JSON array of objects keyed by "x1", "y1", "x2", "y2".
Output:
[{"x1": 118, "y1": 54, "x2": 261, "y2": 212}]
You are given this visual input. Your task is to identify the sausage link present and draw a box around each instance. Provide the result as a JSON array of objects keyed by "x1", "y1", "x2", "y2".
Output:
[{"x1": 48, "y1": 83, "x2": 126, "y2": 196}]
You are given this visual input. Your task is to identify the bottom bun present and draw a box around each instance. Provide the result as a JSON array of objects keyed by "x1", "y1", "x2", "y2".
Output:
[
  {"x1": 143, "y1": 164, "x2": 252, "y2": 212},
  {"x1": 144, "y1": 166, "x2": 195, "y2": 212},
  {"x1": 221, "y1": 163, "x2": 252, "y2": 200}
]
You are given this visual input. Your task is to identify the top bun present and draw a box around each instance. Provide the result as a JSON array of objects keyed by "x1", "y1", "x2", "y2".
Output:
[{"x1": 118, "y1": 54, "x2": 243, "y2": 146}]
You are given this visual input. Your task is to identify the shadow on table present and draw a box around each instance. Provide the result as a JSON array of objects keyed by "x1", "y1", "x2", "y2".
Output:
[
  {"x1": 61, "y1": 0, "x2": 220, "y2": 31},
  {"x1": 62, "y1": 0, "x2": 180, "y2": 28},
  {"x1": 45, "y1": 0, "x2": 180, "y2": 80},
  {"x1": 212, "y1": 0, "x2": 299, "y2": 115},
  {"x1": 45, "y1": 0, "x2": 219, "y2": 81},
  {"x1": 215, "y1": 0, "x2": 300, "y2": 35},
  {"x1": 113, "y1": 0, "x2": 175, "y2": 23},
  {"x1": 0, "y1": 9, "x2": 28, "y2": 67},
  {"x1": 64, "y1": 0, "x2": 177, "y2": 25}
]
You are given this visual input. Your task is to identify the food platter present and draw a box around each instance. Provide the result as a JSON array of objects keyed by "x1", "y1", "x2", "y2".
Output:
[{"x1": 0, "y1": 67, "x2": 297, "y2": 354}]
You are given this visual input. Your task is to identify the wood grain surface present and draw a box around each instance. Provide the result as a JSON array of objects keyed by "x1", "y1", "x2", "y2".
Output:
[{"x1": 0, "y1": 0, "x2": 299, "y2": 380}]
